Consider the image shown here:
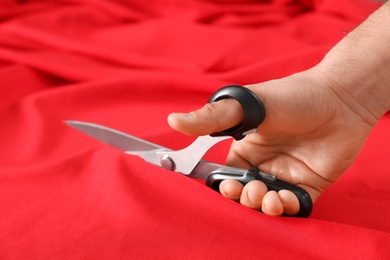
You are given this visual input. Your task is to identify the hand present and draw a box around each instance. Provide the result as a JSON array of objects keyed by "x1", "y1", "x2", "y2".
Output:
[{"x1": 168, "y1": 69, "x2": 376, "y2": 216}]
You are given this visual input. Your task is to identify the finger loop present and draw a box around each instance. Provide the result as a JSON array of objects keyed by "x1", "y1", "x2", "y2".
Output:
[{"x1": 208, "y1": 85, "x2": 266, "y2": 140}]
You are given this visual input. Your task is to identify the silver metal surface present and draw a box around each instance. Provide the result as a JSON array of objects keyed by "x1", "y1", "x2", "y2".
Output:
[
  {"x1": 65, "y1": 120, "x2": 167, "y2": 152},
  {"x1": 163, "y1": 135, "x2": 231, "y2": 174},
  {"x1": 65, "y1": 120, "x2": 240, "y2": 179},
  {"x1": 160, "y1": 155, "x2": 175, "y2": 171},
  {"x1": 134, "y1": 135, "x2": 231, "y2": 175},
  {"x1": 188, "y1": 161, "x2": 247, "y2": 180}
]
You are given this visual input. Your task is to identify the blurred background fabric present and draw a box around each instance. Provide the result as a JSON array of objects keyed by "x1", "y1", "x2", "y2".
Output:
[{"x1": 0, "y1": 0, "x2": 389, "y2": 258}]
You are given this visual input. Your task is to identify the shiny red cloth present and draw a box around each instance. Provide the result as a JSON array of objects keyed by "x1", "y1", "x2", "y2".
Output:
[{"x1": 1, "y1": 0, "x2": 389, "y2": 258}]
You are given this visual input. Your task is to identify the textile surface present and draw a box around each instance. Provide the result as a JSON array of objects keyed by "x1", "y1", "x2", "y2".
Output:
[{"x1": 1, "y1": 0, "x2": 389, "y2": 259}]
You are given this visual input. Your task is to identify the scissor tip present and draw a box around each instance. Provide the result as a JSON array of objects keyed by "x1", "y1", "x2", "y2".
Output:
[
  {"x1": 63, "y1": 120, "x2": 84, "y2": 128},
  {"x1": 63, "y1": 120, "x2": 74, "y2": 125}
]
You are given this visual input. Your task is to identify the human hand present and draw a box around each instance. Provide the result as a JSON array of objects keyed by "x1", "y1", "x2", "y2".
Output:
[{"x1": 167, "y1": 69, "x2": 376, "y2": 216}]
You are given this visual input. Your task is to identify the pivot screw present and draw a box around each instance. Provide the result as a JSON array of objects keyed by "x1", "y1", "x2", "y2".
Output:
[{"x1": 160, "y1": 155, "x2": 175, "y2": 171}]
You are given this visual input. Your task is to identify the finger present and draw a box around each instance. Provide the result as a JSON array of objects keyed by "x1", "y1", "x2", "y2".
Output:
[
  {"x1": 278, "y1": 190, "x2": 300, "y2": 216},
  {"x1": 239, "y1": 180, "x2": 268, "y2": 211},
  {"x1": 167, "y1": 98, "x2": 243, "y2": 136},
  {"x1": 219, "y1": 179, "x2": 244, "y2": 202},
  {"x1": 261, "y1": 191, "x2": 284, "y2": 216}
]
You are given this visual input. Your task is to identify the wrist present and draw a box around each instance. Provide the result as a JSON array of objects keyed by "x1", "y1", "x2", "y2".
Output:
[{"x1": 313, "y1": 3, "x2": 390, "y2": 121}]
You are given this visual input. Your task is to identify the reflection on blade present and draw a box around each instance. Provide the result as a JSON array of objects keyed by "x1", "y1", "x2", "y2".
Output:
[
  {"x1": 65, "y1": 120, "x2": 167, "y2": 152},
  {"x1": 65, "y1": 120, "x2": 247, "y2": 181},
  {"x1": 157, "y1": 135, "x2": 230, "y2": 175},
  {"x1": 188, "y1": 160, "x2": 247, "y2": 180}
]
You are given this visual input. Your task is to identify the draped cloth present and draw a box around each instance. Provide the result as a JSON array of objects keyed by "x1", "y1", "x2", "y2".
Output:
[{"x1": 1, "y1": 0, "x2": 389, "y2": 258}]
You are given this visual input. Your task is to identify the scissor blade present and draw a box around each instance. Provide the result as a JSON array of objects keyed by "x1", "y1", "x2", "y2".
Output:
[
  {"x1": 188, "y1": 160, "x2": 247, "y2": 180},
  {"x1": 65, "y1": 120, "x2": 248, "y2": 181},
  {"x1": 65, "y1": 120, "x2": 167, "y2": 152}
]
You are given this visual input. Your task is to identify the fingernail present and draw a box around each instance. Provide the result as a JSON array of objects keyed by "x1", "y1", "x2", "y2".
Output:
[{"x1": 172, "y1": 113, "x2": 193, "y2": 121}]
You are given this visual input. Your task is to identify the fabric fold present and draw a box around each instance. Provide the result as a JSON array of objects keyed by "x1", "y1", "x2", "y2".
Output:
[{"x1": 0, "y1": 0, "x2": 388, "y2": 258}]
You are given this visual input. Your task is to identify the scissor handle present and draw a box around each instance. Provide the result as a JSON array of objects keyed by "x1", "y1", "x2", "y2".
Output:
[
  {"x1": 208, "y1": 85, "x2": 265, "y2": 140},
  {"x1": 206, "y1": 167, "x2": 313, "y2": 218}
]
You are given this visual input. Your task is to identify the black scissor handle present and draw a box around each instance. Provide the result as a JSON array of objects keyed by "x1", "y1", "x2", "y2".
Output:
[
  {"x1": 206, "y1": 168, "x2": 313, "y2": 218},
  {"x1": 206, "y1": 85, "x2": 313, "y2": 217},
  {"x1": 208, "y1": 85, "x2": 265, "y2": 140}
]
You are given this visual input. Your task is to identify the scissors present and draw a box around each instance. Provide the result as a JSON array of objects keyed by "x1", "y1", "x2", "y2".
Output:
[{"x1": 65, "y1": 85, "x2": 313, "y2": 217}]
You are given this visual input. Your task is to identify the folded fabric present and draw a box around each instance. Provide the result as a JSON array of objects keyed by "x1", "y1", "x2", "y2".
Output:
[{"x1": 0, "y1": 0, "x2": 389, "y2": 258}]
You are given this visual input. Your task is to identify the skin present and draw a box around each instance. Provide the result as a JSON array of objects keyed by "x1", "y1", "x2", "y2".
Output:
[{"x1": 168, "y1": 2, "x2": 390, "y2": 216}]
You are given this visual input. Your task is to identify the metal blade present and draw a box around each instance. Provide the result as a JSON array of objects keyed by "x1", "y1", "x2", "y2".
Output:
[
  {"x1": 65, "y1": 120, "x2": 168, "y2": 152},
  {"x1": 65, "y1": 120, "x2": 247, "y2": 181},
  {"x1": 188, "y1": 160, "x2": 247, "y2": 180},
  {"x1": 162, "y1": 135, "x2": 230, "y2": 175}
]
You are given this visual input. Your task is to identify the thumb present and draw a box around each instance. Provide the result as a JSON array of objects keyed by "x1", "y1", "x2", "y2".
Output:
[{"x1": 167, "y1": 98, "x2": 244, "y2": 136}]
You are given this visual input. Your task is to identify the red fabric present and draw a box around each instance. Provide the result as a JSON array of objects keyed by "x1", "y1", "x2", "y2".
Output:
[{"x1": 1, "y1": 0, "x2": 389, "y2": 258}]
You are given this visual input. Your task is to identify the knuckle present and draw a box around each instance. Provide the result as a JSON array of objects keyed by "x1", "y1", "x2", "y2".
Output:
[{"x1": 199, "y1": 102, "x2": 224, "y2": 131}]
